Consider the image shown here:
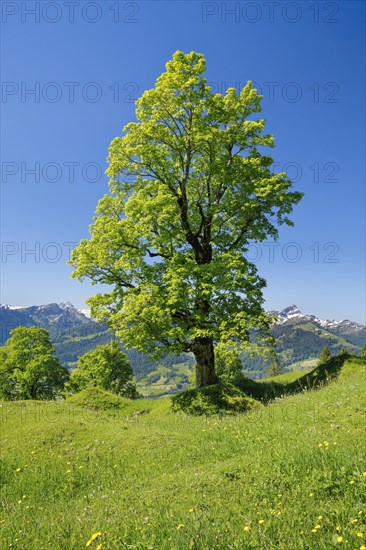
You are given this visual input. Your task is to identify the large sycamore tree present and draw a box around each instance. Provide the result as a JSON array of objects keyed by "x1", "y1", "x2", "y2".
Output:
[{"x1": 70, "y1": 51, "x2": 302, "y2": 387}]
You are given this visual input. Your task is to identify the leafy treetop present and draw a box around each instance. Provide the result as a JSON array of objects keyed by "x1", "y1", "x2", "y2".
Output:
[
  {"x1": 69, "y1": 340, "x2": 138, "y2": 398},
  {"x1": 0, "y1": 326, "x2": 68, "y2": 400},
  {"x1": 318, "y1": 345, "x2": 332, "y2": 366}
]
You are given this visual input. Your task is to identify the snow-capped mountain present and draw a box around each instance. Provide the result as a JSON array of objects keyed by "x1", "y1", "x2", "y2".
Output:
[
  {"x1": 59, "y1": 301, "x2": 91, "y2": 318},
  {"x1": 1, "y1": 302, "x2": 91, "y2": 320},
  {"x1": 267, "y1": 305, "x2": 365, "y2": 352},
  {"x1": 0, "y1": 302, "x2": 94, "y2": 344},
  {"x1": 270, "y1": 304, "x2": 365, "y2": 332}
]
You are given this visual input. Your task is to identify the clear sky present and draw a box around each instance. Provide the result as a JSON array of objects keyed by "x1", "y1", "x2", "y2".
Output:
[{"x1": 1, "y1": 0, "x2": 365, "y2": 323}]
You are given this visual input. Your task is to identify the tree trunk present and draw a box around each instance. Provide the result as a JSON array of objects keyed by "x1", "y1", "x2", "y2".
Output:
[
  {"x1": 30, "y1": 383, "x2": 38, "y2": 400},
  {"x1": 192, "y1": 337, "x2": 219, "y2": 388}
]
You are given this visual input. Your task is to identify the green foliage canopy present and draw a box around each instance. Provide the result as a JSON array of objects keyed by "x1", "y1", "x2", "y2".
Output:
[
  {"x1": 215, "y1": 344, "x2": 244, "y2": 382},
  {"x1": 0, "y1": 326, "x2": 68, "y2": 400},
  {"x1": 266, "y1": 356, "x2": 283, "y2": 377},
  {"x1": 318, "y1": 345, "x2": 332, "y2": 366},
  {"x1": 70, "y1": 51, "x2": 303, "y2": 386},
  {"x1": 69, "y1": 341, "x2": 138, "y2": 398}
]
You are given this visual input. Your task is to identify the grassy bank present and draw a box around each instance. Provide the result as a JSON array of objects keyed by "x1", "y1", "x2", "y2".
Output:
[{"x1": 0, "y1": 357, "x2": 365, "y2": 549}]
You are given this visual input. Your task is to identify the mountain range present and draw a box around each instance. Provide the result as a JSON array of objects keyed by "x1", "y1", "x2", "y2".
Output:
[
  {"x1": 270, "y1": 304, "x2": 364, "y2": 334},
  {"x1": 269, "y1": 304, "x2": 365, "y2": 347},
  {"x1": 0, "y1": 302, "x2": 365, "y2": 380}
]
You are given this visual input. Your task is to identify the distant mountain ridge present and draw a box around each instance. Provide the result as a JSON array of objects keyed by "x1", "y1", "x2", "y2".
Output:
[
  {"x1": 270, "y1": 304, "x2": 364, "y2": 332},
  {"x1": 1, "y1": 302, "x2": 365, "y2": 379},
  {"x1": 2, "y1": 301, "x2": 364, "y2": 331},
  {"x1": 0, "y1": 302, "x2": 92, "y2": 342}
]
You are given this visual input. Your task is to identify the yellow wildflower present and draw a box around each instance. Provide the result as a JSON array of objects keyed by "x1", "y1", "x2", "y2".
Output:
[
  {"x1": 259, "y1": 519, "x2": 265, "y2": 524},
  {"x1": 357, "y1": 533, "x2": 364, "y2": 538},
  {"x1": 351, "y1": 519, "x2": 359, "y2": 524},
  {"x1": 244, "y1": 526, "x2": 250, "y2": 532},
  {"x1": 350, "y1": 480, "x2": 355, "y2": 485},
  {"x1": 15, "y1": 468, "x2": 21, "y2": 472},
  {"x1": 86, "y1": 532, "x2": 102, "y2": 546},
  {"x1": 318, "y1": 516, "x2": 323, "y2": 520},
  {"x1": 177, "y1": 524, "x2": 184, "y2": 530},
  {"x1": 337, "y1": 536, "x2": 343, "y2": 543}
]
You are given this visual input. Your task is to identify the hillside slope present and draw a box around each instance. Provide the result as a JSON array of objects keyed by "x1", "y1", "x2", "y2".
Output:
[{"x1": 1, "y1": 357, "x2": 365, "y2": 549}]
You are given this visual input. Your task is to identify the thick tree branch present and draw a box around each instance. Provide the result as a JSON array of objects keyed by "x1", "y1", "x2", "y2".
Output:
[{"x1": 146, "y1": 249, "x2": 172, "y2": 260}]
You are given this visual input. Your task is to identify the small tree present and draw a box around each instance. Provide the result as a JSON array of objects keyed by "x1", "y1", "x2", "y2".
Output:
[
  {"x1": 215, "y1": 344, "x2": 243, "y2": 382},
  {"x1": 69, "y1": 341, "x2": 138, "y2": 398},
  {"x1": 0, "y1": 326, "x2": 68, "y2": 400},
  {"x1": 318, "y1": 346, "x2": 332, "y2": 366},
  {"x1": 266, "y1": 357, "x2": 283, "y2": 377},
  {"x1": 70, "y1": 51, "x2": 303, "y2": 388}
]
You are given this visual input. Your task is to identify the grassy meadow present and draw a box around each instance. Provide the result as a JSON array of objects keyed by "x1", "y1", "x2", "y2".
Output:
[{"x1": 1, "y1": 357, "x2": 365, "y2": 549}]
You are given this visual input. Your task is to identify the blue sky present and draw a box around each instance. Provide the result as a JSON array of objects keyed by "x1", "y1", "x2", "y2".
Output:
[{"x1": 1, "y1": 0, "x2": 365, "y2": 323}]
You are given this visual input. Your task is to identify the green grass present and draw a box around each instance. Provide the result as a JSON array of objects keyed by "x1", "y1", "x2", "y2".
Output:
[
  {"x1": 263, "y1": 370, "x2": 306, "y2": 384},
  {"x1": 137, "y1": 362, "x2": 193, "y2": 397},
  {"x1": 236, "y1": 354, "x2": 365, "y2": 402},
  {"x1": 285, "y1": 357, "x2": 318, "y2": 372},
  {"x1": 65, "y1": 387, "x2": 146, "y2": 414},
  {"x1": 1, "y1": 356, "x2": 365, "y2": 549}
]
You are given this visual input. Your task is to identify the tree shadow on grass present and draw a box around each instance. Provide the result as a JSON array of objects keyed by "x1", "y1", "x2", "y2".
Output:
[
  {"x1": 232, "y1": 353, "x2": 351, "y2": 404},
  {"x1": 171, "y1": 354, "x2": 361, "y2": 415}
]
